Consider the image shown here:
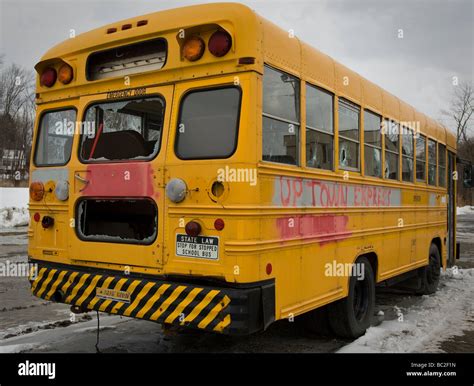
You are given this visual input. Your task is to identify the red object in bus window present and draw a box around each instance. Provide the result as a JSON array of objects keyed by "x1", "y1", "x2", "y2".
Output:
[{"x1": 88, "y1": 122, "x2": 104, "y2": 160}]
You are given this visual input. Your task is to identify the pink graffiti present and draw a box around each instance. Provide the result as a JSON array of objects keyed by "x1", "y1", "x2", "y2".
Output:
[
  {"x1": 276, "y1": 214, "x2": 351, "y2": 244},
  {"x1": 278, "y1": 177, "x2": 393, "y2": 207}
]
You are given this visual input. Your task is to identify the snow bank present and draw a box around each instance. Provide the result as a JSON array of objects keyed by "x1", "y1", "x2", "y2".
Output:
[
  {"x1": 338, "y1": 268, "x2": 474, "y2": 353},
  {"x1": 0, "y1": 207, "x2": 29, "y2": 227},
  {"x1": 0, "y1": 188, "x2": 29, "y2": 228},
  {"x1": 0, "y1": 187, "x2": 29, "y2": 208},
  {"x1": 457, "y1": 205, "x2": 474, "y2": 215}
]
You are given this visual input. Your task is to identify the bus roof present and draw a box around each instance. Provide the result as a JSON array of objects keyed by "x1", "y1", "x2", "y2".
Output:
[{"x1": 38, "y1": 2, "x2": 456, "y2": 150}]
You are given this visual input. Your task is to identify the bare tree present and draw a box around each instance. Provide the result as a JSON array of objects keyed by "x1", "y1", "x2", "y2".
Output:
[
  {"x1": 0, "y1": 59, "x2": 36, "y2": 185},
  {"x1": 442, "y1": 82, "x2": 474, "y2": 144}
]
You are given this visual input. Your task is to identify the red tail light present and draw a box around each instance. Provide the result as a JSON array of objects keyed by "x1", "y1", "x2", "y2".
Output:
[
  {"x1": 33, "y1": 213, "x2": 41, "y2": 222},
  {"x1": 185, "y1": 221, "x2": 201, "y2": 237},
  {"x1": 208, "y1": 30, "x2": 232, "y2": 57},
  {"x1": 40, "y1": 67, "x2": 57, "y2": 87}
]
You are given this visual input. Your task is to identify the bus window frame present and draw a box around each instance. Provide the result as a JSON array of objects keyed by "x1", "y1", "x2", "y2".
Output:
[
  {"x1": 77, "y1": 94, "x2": 166, "y2": 164},
  {"x1": 33, "y1": 106, "x2": 78, "y2": 167},
  {"x1": 427, "y1": 137, "x2": 437, "y2": 186},
  {"x1": 305, "y1": 82, "x2": 335, "y2": 171},
  {"x1": 438, "y1": 142, "x2": 447, "y2": 187},
  {"x1": 262, "y1": 64, "x2": 301, "y2": 167},
  {"x1": 416, "y1": 133, "x2": 427, "y2": 184},
  {"x1": 174, "y1": 85, "x2": 242, "y2": 161},
  {"x1": 337, "y1": 97, "x2": 361, "y2": 172},
  {"x1": 383, "y1": 118, "x2": 400, "y2": 181},
  {"x1": 363, "y1": 108, "x2": 383, "y2": 178}
]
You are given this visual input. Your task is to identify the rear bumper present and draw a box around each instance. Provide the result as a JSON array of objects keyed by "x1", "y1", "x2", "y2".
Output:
[{"x1": 28, "y1": 260, "x2": 275, "y2": 335}]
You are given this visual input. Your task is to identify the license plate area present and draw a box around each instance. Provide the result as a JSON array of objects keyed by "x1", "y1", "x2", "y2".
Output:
[{"x1": 176, "y1": 234, "x2": 219, "y2": 260}]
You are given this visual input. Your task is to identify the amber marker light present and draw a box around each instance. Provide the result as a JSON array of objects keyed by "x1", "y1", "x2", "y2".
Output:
[
  {"x1": 183, "y1": 36, "x2": 205, "y2": 62},
  {"x1": 30, "y1": 181, "x2": 45, "y2": 201},
  {"x1": 58, "y1": 64, "x2": 73, "y2": 85}
]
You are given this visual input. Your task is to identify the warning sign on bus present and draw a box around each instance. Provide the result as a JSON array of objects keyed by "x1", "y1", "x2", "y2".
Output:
[{"x1": 176, "y1": 234, "x2": 219, "y2": 260}]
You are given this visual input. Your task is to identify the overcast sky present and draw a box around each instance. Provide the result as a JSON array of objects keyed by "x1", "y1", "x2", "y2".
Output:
[{"x1": 1, "y1": 0, "x2": 472, "y2": 132}]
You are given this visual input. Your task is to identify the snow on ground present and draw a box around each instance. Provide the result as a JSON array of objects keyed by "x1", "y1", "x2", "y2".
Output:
[
  {"x1": 0, "y1": 208, "x2": 29, "y2": 228},
  {"x1": 0, "y1": 188, "x2": 29, "y2": 228},
  {"x1": 457, "y1": 205, "x2": 474, "y2": 215},
  {"x1": 338, "y1": 268, "x2": 474, "y2": 353}
]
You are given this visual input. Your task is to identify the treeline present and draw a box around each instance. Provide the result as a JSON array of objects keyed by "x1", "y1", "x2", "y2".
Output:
[{"x1": 0, "y1": 55, "x2": 35, "y2": 186}]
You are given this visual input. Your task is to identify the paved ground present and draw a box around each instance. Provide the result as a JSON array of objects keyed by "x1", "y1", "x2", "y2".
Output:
[{"x1": 0, "y1": 214, "x2": 473, "y2": 353}]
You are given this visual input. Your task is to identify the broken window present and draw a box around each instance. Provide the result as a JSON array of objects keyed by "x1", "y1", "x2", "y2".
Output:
[
  {"x1": 76, "y1": 199, "x2": 157, "y2": 244},
  {"x1": 262, "y1": 65, "x2": 300, "y2": 165},
  {"x1": 80, "y1": 96, "x2": 165, "y2": 162},
  {"x1": 416, "y1": 134, "x2": 426, "y2": 182},
  {"x1": 384, "y1": 119, "x2": 399, "y2": 180},
  {"x1": 364, "y1": 109, "x2": 382, "y2": 177},
  {"x1": 87, "y1": 38, "x2": 167, "y2": 81},
  {"x1": 338, "y1": 98, "x2": 360, "y2": 170},
  {"x1": 438, "y1": 143, "x2": 446, "y2": 187},
  {"x1": 35, "y1": 109, "x2": 76, "y2": 166},
  {"x1": 306, "y1": 84, "x2": 334, "y2": 170},
  {"x1": 428, "y1": 139, "x2": 437, "y2": 186},
  {"x1": 402, "y1": 127, "x2": 414, "y2": 182}
]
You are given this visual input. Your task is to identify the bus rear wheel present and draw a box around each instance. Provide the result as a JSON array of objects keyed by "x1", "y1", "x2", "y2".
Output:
[
  {"x1": 328, "y1": 256, "x2": 375, "y2": 339},
  {"x1": 416, "y1": 243, "x2": 441, "y2": 295}
]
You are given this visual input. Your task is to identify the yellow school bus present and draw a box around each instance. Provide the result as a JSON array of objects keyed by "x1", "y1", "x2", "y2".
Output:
[{"x1": 28, "y1": 2, "x2": 458, "y2": 337}]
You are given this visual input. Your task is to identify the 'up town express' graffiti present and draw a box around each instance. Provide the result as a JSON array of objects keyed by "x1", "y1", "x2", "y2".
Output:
[{"x1": 273, "y1": 177, "x2": 401, "y2": 208}]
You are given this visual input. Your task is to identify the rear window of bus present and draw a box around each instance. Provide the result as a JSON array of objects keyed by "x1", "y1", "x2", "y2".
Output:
[
  {"x1": 79, "y1": 96, "x2": 165, "y2": 162},
  {"x1": 34, "y1": 108, "x2": 76, "y2": 166},
  {"x1": 175, "y1": 86, "x2": 241, "y2": 159}
]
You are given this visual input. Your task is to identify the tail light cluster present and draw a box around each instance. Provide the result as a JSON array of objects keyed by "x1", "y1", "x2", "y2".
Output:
[
  {"x1": 182, "y1": 30, "x2": 232, "y2": 62},
  {"x1": 40, "y1": 63, "x2": 74, "y2": 88}
]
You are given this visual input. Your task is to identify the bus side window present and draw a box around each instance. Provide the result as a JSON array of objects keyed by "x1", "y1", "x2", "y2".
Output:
[
  {"x1": 262, "y1": 65, "x2": 300, "y2": 166},
  {"x1": 416, "y1": 134, "x2": 427, "y2": 182},
  {"x1": 402, "y1": 127, "x2": 414, "y2": 182},
  {"x1": 305, "y1": 84, "x2": 334, "y2": 170},
  {"x1": 364, "y1": 109, "x2": 382, "y2": 177},
  {"x1": 384, "y1": 120, "x2": 399, "y2": 180},
  {"x1": 338, "y1": 98, "x2": 360, "y2": 171},
  {"x1": 428, "y1": 139, "x2": 437, "y2": 185},
  {"x1": 438, "y1": 143, "x2": 446, "y2": 187}
]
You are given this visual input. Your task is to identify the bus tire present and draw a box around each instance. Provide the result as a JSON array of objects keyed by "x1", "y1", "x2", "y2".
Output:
[
  {"x1": 328, "y1": 256, "x2": 375, "y2": 339},
  {"x1": 416, "y1": 243, "x2": 441, "y2": 295}
]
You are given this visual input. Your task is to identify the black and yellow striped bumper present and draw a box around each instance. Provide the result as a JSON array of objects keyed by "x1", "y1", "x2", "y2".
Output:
[{"x1": 29, "y1": 261, "x2": 275, "y2": 335}]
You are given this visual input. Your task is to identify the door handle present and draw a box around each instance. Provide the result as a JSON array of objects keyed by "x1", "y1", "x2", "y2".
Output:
[{"x1": 74, "y1": 173, "x2": 89, "y2": 192}]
